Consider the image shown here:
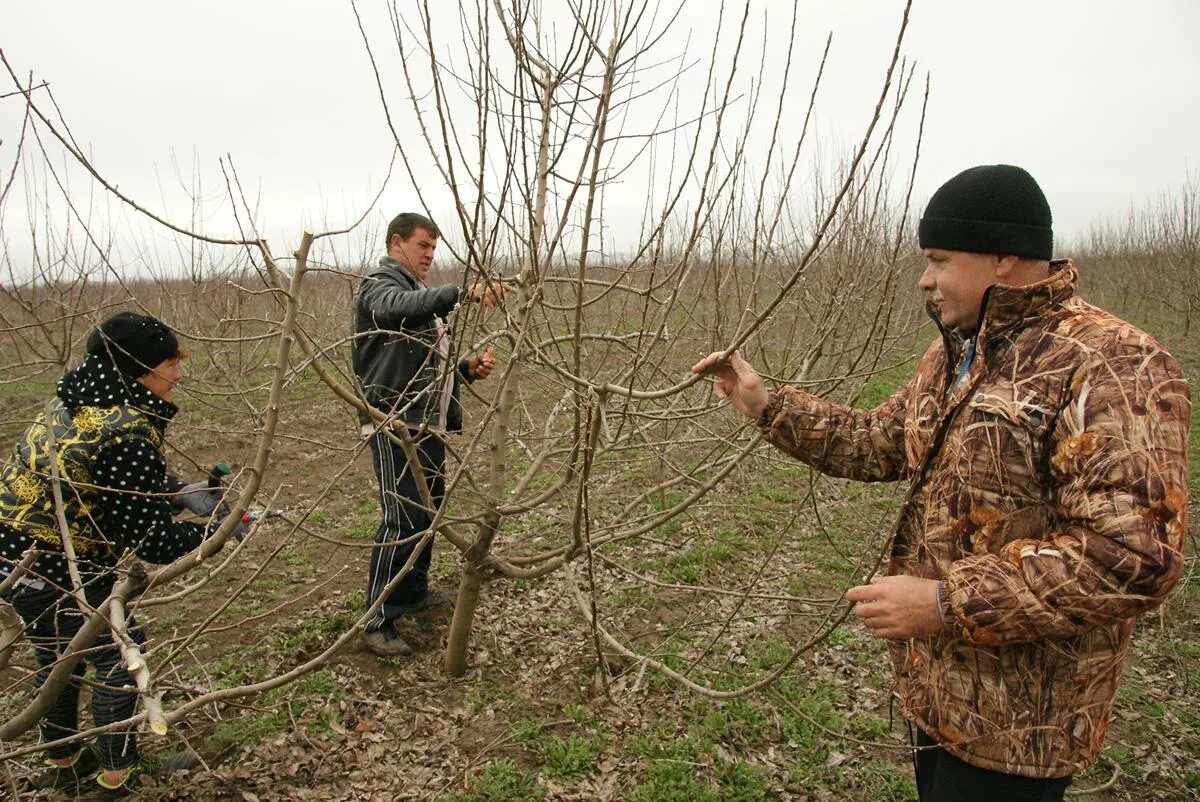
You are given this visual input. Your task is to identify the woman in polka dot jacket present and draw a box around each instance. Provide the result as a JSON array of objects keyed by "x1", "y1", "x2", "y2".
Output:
[{"x1": 0, "y1": 312, "x2": 230, "y2": 791}]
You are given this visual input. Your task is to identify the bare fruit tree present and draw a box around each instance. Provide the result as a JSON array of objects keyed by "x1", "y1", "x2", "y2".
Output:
[
  {"x1": 0, "y1": 48, "x2": 381, "y2": 779},
  {"x1": 1, "y1": 0, "x2": 928, "y2": 791},
  {"x1": 1080, "y1": 171, "x2": 1200, "y2": 335},
  {"x1": 324, "y1": 0, "x2": 928, "y2": 679}
]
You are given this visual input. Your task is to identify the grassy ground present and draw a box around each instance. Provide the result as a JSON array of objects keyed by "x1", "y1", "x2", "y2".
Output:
[{"x1": 0, "y1": 268, "x2": 1197, "y2": 801}]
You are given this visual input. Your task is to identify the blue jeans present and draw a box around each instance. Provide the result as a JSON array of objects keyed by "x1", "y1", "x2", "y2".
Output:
[
  {"x1": 364, "y1": 431, "x2": 445, "y2": 631},
  {"x1": 7, "y1": 579, "x2": 143, "y2": 770}
]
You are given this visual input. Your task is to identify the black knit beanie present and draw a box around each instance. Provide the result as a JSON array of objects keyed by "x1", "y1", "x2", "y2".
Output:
[
  {"x1": 86, "y1": 312, "x2": 179, "y2": 378},
  {"x1": 918, "y1": 165, "x2": 1053, "y2": 260}
]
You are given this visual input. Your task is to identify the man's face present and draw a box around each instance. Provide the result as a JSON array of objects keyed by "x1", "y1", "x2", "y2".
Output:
[
  {"x1": 918, "y1": 249, "x2": 1002, "y2": 333},
  {"x1": 388, "y1": 227, "x2": 438, "y2": 282}
]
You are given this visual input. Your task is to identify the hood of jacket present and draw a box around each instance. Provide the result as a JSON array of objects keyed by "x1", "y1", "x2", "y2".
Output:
[{"x1": 57, "y1": 352, "x2": 179, "y2": 426}]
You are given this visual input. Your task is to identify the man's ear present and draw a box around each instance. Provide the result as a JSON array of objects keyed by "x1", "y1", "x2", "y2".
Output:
[{"x1": 993, "y1": 254, "x2": 1020, "y2": 280}]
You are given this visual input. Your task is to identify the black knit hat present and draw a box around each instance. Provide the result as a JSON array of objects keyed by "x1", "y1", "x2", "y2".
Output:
[
  {"x1": 918, "y1": 164, "x2": 1053, "y2": 260},
  {"x1": 86, "y1": 312, "x2": 180, "y2": 378}
]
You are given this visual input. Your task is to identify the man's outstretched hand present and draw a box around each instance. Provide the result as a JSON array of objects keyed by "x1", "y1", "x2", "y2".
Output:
[
  {"x1": 690, "y1": 349, "x2": 769, "y2": 420},
  {"x1": 467, "y1": 281, "x2": 505, "y2": 308},
  {"x1": 467, "y1": 347, "x2": 497, "y2": 381}
]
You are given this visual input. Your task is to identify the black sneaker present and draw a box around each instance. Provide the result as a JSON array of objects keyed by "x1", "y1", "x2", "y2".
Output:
[
  {"x1": 158, "y1": 748, "x2": 202, "y2": 773},
  {"x1": 400, "y1": 589, "x2": 454, "y2": 615},
  {"x1": 361, "y1": 626, "x2": 413, "y2": 657}
]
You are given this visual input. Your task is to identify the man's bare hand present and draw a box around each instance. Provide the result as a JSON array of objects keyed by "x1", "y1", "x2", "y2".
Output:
[
  {"x1": 466, "y1": 281, "x2": 505, "y2": 308},
  {"x1": 467, "y1": 346, "x2": 496, "y2": 381},
  {"x1": 845, "y1": 575, "x2": 946, "y2": 640},
  {"x1": 690, "y1": 349, "x2": 769, "y2": 420}
]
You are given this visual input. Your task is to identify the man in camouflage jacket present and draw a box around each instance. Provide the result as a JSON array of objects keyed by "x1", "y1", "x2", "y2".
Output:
[{"x1": 693, "y1": 165, "x2": 1189, "y2": 801}]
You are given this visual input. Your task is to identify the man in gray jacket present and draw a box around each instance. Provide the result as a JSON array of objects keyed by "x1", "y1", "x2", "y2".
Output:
[{"x1": 351, "y1": 212, "x2": 500, "y2": 656}]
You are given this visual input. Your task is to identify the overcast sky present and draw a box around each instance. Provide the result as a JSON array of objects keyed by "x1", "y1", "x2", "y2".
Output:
[{"x1": 2, "y1": 1, "x2": 1197, "y2": 270}]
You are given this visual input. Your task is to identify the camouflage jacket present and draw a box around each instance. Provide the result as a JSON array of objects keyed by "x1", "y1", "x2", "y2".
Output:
[{"x1": 759, "y1": 260, "x2": 1190, "y2": 778}]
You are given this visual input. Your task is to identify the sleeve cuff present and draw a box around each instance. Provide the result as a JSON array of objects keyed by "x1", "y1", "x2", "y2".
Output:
[
  {"x1": 458, "y1": 359, "x2": 474, "y2": 384},
  {"x1": 757, "y1": 391, "x2": 785, "y2": 429},
  {"x1": 938, "y1": 577, "x2": 959, "y2": 628}
]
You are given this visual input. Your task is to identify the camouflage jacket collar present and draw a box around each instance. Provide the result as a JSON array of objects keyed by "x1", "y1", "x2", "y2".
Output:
[
  {"x1": 976, "y1": 258, "x2": 1077, "y2": 343},
  {"x1": 928, "y1": 259, "x2": 1078, "y2": 372}
]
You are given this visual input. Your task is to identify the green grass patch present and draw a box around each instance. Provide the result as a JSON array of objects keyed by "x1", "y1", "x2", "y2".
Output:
[
  {"x1": 279, "y1": 547, "x2": 312, "y2": 568},
  {"x1": 751, "y1": 484, "x2": 796, "y2": 505},
  {"x1": 691, "y1": 697, "x2": 766, "y2": 749},
  {"x1": 627, "y1": 734, "x2": 716, "y2": 802},
  {"x1": 716, "y1": 760, "x2": 778, "y2": 802},
  {"x1": 859, "y1": 758, "x2": 918, "y2": 801},
  {"x1": 605, "y1": 583, "x2": 655, "y2": 609},
  {"x1": 510, "y1": 714, "x2": 607, "y2": 780},
  {"x1": 540, "y1": 733, "x2": 603, "y2": 779},
  {"x1": 649, "y1": 490, "x2": 687, "y2": 514},
  {"x1": 770, "y1": 678, "x2": 843, "y2": 753},
  {"x1": 467, "y1": 673, "x2": 517, "y2": 713},
  {"x1": 562, "y1": 704, "x2": 594, "y2": 726},
  {"x1": 206, "y1": 668, "x2": 347, "y2": 751},
  {"x1": 151, "y1": 610, "x2": 189, "y2": 629},
  {"x1": 206, "y1": 709, "x2": 290, "y2": 751},
  {"x1": 658, "y1": 541, "x2": 735, "y2": 584},
  {"x1": 227, "y1": 599, "x2": 266, "y2": 618},
  {"x1": 854, "y1": 360, "x2": 916, "y2": 408},
  {"x1": 205, "y1": 646, "x2": 271, "y2": 688},
  {"x1": 848, "y1": 715, "x2": 890, "y2": 741},
  {"x1": 747, "y1": 639, "x2": 791, "y2": 671},
  {"x1": 509, "y1": 718, "x2": 548, "y2": 749},
  {"x1": 273, "y1": 605, "x2": 355, "y2": 653},
  {"x1": 438, "y1": 758, "x2": 543, "y2": 802}
]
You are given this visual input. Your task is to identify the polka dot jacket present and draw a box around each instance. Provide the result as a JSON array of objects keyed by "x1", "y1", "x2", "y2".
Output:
[{"x1": 0, "y1": 353, "x2": 209, "y2": 591}]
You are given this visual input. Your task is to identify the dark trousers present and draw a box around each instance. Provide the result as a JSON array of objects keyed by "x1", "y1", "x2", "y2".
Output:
[
  {"x1": 365, "y1": 431, "x2": 445, "y2": 631},
  {"x1": 7, "y1": 580, "x2": 143, "y2": 770},
  {"x1": 914, "y1": 728, "x2": 1072, "y2": 802}
]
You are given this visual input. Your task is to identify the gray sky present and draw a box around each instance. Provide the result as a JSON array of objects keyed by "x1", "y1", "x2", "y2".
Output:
[{"x1": 2, "y1": 0, "x2": 1198, "y2": 270}]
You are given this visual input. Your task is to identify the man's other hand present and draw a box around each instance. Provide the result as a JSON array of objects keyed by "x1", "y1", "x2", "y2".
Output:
[
  {"x1": 468, "y1": 347, "x2": 497, "y2": 381},
  {"x1": 690, "y1": 349, "x2": 769, "y2": 420},
  {"x1": 846, "y1": 575, "x2": 945, "y2": 640}
]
